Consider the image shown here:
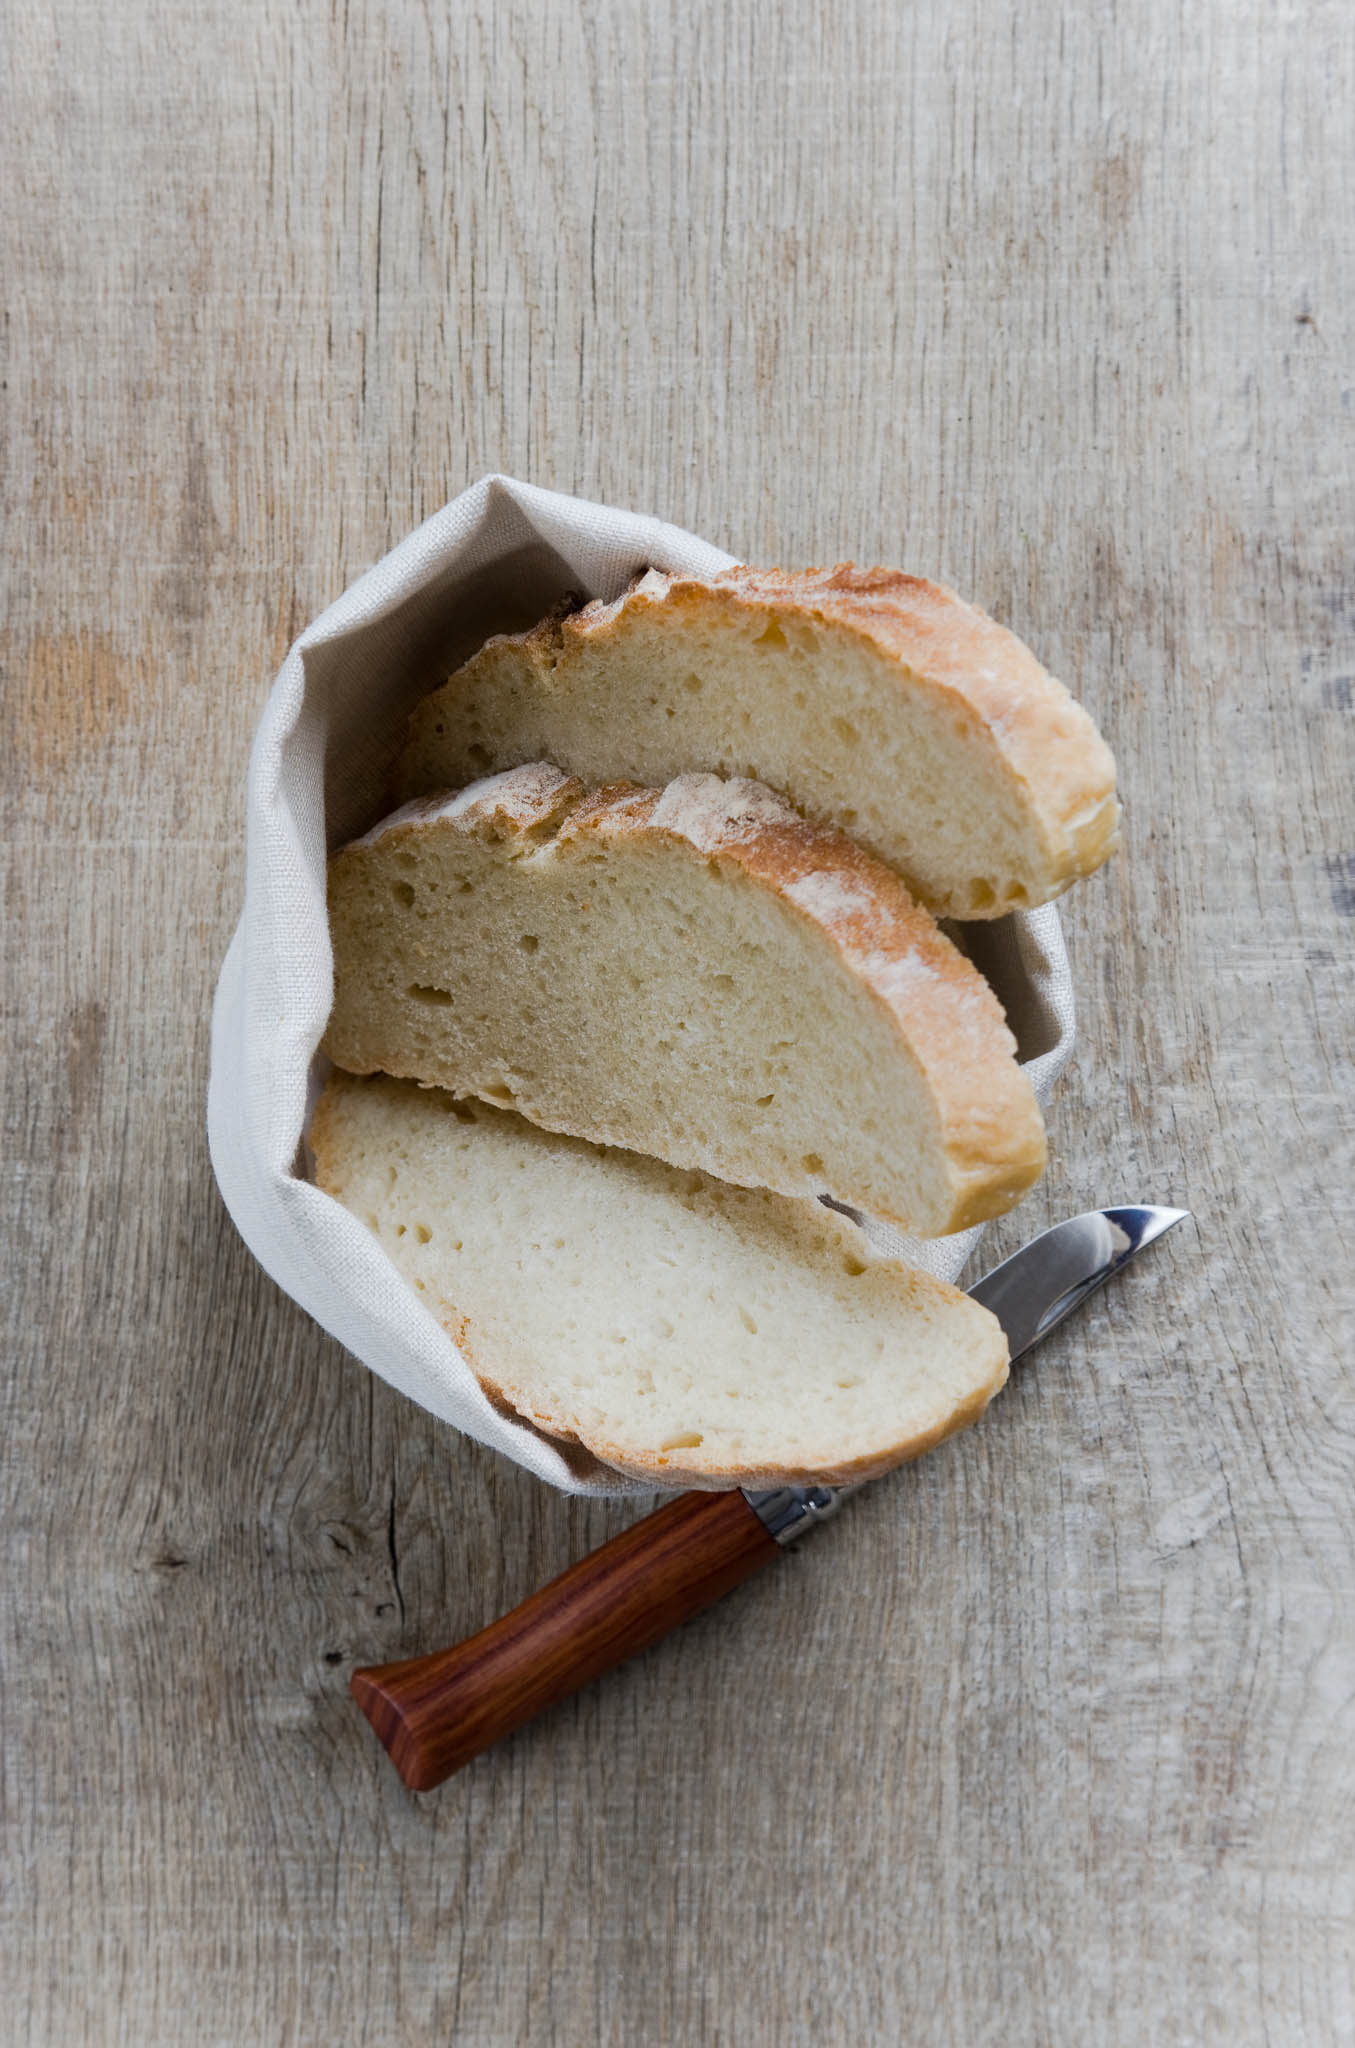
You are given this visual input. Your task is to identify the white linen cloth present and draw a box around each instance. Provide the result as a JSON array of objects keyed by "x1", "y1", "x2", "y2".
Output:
[{"x1": 208, "y1": 476, "x2": 1076, "y2": 1496}]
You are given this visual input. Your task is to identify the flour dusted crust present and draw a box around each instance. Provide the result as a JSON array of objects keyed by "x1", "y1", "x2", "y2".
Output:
[
  {"x1": 309, "y1": 1073, "x2": 1011, "y2": 1490},
  {"x1": 324, "y1": 765, "x2": 1047, "y2": 1235},
  {"x1": 702, "y1": 566, "x2": 1118, "y2": 878},
  {"x1": 396, "y1": 564, "x2": 1119, "y2": 918}
]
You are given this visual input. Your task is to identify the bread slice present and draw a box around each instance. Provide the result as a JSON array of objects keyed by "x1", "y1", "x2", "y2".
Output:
[
  {"x1": 324, "y1": 764, "x2": 1047, "y2": 1237},
  {"x1": 309, "y1": 1071, "x2": 1010, "y2": 1488},
  {"x1": 394, "y1": 565, "x2": 1119, "y2": 920}
]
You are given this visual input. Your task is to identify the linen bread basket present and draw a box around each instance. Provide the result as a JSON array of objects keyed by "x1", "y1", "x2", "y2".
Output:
[{"x1": 208, "y1": 476, "x2": 1076, "y2": 1496}]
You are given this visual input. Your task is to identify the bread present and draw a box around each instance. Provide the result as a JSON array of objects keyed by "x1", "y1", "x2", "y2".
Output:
[
  {"x1": 395, "y1": 565, "x2": 1119, "y2": 920},
  {"x1": 323, "y1": 764, "x2": 1047, "y2": 1236},
  {"x1": 309, "y1": 1071, "x2": 1010, "y2": 1488}
]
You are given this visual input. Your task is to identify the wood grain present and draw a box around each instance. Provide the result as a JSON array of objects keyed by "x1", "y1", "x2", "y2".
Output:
[
  {"x1": 352, "y1": 1490, "x2": 780, "y2": 1789},
  {"x1": 3, "y1": 0, "x2": 1352, "y2": 2041}
]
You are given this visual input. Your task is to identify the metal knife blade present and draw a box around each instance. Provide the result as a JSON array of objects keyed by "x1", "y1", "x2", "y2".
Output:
[
  {"x1": 968, "y1": 1204, "x2": 1189, "y2": 1361},
  {"x1": 745, "y1": 1203, "x2": 1190, "y2": 1544}
]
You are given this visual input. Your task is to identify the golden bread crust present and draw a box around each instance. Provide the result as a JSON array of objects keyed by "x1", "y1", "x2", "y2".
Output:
[
  {"x1": 575, "y1": 566, "x2": 1120, "y2": 885},
  {"x1": 412, "y1": 563, "x2": 1119, "y2": 908},
  {"x1": 331, "y1": 764, "x2": 1047, "y2": 1230},
  {"x1": 468, "y1": 1327, "x2": 1009, "y2": 1491}
]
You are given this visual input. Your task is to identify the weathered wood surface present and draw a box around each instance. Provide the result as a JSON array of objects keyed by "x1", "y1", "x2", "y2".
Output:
[{"x1": 4, "y1": 0, "x2": 1352, "y2": 2040}]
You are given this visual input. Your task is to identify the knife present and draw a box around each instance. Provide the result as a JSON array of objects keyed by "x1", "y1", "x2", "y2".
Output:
[{"x1": 351, "y1": 1204, "x2": 1188, "y2": 1789}]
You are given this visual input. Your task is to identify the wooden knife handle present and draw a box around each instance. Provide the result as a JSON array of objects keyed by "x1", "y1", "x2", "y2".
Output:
[{"x1": 350, "y1": 1488, "x2": 780, "y2": 1790}]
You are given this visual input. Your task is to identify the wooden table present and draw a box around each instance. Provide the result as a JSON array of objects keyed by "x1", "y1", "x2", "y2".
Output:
[{"x1": 6, "y1": 2, "x2": 1352, "y2": 2040}]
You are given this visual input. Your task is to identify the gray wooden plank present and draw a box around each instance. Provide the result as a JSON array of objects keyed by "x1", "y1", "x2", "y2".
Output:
[{"x1": 3, "y1": 0, "x2": 1352, "y2": 2040}]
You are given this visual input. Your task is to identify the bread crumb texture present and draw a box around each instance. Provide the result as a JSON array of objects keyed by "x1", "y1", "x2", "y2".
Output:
[
  {"x1": 396, "y1": 564, "x2": 1119, "y2": 918},
  {"x1": 310, "y1": 1072, "x2": 1010, "y2": 1488},
  {"x1": 325, "y1": 766, "x2": 1046, "y2": 1234}
]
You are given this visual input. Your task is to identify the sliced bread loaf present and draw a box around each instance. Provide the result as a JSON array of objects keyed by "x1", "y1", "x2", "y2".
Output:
[
  {"x1": 324, "y1": 764, "x2": 1047, "y2": 1237},
  {"x1": 309, "y1": 1071, "x2": 1010, "y2": 1488},
  {"x1": 394, "y1": 565, "x2": 1119, "y2": 919}
]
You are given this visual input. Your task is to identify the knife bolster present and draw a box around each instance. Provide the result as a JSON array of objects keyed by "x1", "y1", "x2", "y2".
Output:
[{"x1": 743, "y1": 1483, "x2": 862, "y2": 1546}]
